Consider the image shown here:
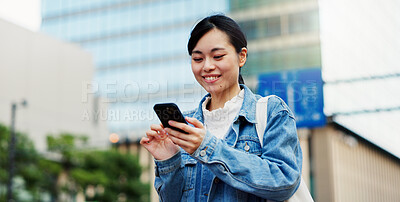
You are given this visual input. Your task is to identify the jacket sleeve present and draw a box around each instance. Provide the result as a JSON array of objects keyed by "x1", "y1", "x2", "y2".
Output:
[
  {"x1": 190, "y1": 98, "x2": 303, "y2": 201},
  {"x1": 154, "y1": 150, "x2": 185, "y2": 202}
]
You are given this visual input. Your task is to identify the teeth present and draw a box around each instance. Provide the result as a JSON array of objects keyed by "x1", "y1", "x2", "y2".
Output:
[{"x1": 205, "y1": 76, "x2": 218, "y2": 81}]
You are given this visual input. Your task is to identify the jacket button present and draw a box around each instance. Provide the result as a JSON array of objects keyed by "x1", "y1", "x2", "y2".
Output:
[
  {"x1": 200, "y1": 150, "x2": 206, "y2": 157},
  {"x1": 244, "y1": 144, "x2": 250, "y2": 152},
  {"x1": 214, "y1": 178, "x2": 220, "y2": 183}
]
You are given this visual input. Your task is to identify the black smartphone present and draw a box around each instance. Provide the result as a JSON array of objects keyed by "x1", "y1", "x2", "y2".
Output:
[{"x1": 153, "y1": 103, "x2": 188, "y2": 134}]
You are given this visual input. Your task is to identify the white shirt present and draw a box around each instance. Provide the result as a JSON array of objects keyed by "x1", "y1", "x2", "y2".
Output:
[{"x1": 202, "y1": 89, "x2": 244, "y2": 139}]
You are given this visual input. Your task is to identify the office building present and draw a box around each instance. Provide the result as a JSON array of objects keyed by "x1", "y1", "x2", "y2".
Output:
[
  {"x1": 41, "y1": 0, "x2": 229, "y2": 138},
  {"x1": 0, "y1": 18, "x2": 108, "y2": 152}
]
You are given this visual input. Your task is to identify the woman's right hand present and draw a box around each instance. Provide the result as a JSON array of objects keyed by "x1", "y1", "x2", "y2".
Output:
[{"x1": 140, "y1": 124, "x2": 180, "y2": 160}]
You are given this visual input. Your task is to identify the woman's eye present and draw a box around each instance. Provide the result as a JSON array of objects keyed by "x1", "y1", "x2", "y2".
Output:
[
  {"x1": 193, "y1": 58, "x2": 203, "y2": 62},
  {"x1": 214, "y1": 55, "x2": 225, "y2": 60}
]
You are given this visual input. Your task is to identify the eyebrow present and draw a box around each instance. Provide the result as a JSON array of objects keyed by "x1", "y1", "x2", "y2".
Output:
[{"x1": 192, "y1": 47, "x2": 225, "y2": 54}]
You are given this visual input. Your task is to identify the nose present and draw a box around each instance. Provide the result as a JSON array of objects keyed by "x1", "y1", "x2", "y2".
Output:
[{"x1": 203, "y1": 58, "x2": 216, "y2": 72}]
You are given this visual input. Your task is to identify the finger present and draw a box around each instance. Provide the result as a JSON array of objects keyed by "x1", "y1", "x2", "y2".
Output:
[
  {"x1": 146, "y1": 129, "x2": 158, "y2": 137},
  {"x1": 168, "y1": 134, "x2": 192, "y2": 149},
  {"x1": 168, "y1": 120, "x2": 193, "y2": 134},
  {"x1": 146, "y1": 130, "x2": 160, "y2": 140},
  {"x1": 150, "y1": 124, "x2": 165, "y2": 133},
  {"x1": 158, "y1": 125, "x2": 167, "y2": 136},
  {"x1": 169, "y1": 135, "x2": 198, "y2": 154},
  {"x1": 140, "y1": 137, "x2": 150, "y2": 145},
  {"x1": 149, "y1": 125, "x2": 166, "y2": 138},
  {"x1": 185, "y1": 117, "x2": 204, "y2": 129},
  {"x1": 164, "y1": 127, "x2": 188, "y2": 140}
]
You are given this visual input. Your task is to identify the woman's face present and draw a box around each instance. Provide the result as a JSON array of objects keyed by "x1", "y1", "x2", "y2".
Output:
[{"x1": 191, "y1": 28, "x2": 247, "y2": 97}]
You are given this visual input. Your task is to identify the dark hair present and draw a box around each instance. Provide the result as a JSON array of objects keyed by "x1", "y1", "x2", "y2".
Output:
[{"x1": 187, "y1": 14, "x2": 247, "y2": 84}]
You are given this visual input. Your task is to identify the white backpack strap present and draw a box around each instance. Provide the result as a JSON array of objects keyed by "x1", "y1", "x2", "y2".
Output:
[
  {"x1": 256, "y1": 95, "x2": 274, "y2": 146},
  {"x1": 257, "y1": 96, "x2": 314, "y2": 202}
]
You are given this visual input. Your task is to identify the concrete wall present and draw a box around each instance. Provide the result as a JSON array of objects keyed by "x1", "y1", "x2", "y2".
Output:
[
  {"x1": 312, "y1": 125, "x2": 400, "y2": 202},
  {"x1": 0, "y1": 19, "x2": 109, "y2": 152}
]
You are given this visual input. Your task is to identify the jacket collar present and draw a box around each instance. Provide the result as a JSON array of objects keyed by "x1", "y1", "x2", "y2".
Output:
[{"x1": 193, "y1": 84, "x2": 258, "y2": 124}]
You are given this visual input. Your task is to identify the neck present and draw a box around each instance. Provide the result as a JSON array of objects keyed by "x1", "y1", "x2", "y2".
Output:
[{"x1": 208, "y1": 85, "x2": 241, "y2": 111}]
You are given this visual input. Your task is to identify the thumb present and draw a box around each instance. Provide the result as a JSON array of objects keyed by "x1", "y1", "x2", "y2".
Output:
[{"x1": 185, "y1": 117, "x2": 204, "y2": 129}]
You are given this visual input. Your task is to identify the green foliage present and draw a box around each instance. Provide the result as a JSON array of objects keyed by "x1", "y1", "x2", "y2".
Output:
[
  {"x1": 0, "y1": 124, "x2": 149, "y2": 202},
  {"x1": 46, "y1": 133, "x2": 88, "y2": 170},
  {"x1": 0, "y1": 123, "x2": 50, "y2": 201},
  {"x1": 0, "y1": 124, "x2": 10, "y2": 177},
  {"x1": 47, "y1": 134, "x2": 150, "y2": 202},
  {"x1": 68, "y1": 151, "x2": 149, "y2": 201}
]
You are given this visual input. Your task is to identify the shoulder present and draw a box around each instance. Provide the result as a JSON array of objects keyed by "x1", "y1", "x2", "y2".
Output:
[{"x1": 266, "y1": 95, "x2": 295, "y2": 119}]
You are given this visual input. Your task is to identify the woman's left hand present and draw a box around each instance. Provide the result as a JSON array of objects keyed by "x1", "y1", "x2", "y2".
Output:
[{"x1": 165, "y1": 117, "x2": 206, "y2": 154}]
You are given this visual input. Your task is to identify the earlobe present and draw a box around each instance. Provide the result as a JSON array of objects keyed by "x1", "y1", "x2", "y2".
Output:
[{"x1": 239, "y1": 47, "x2": 247, "y2": 67}]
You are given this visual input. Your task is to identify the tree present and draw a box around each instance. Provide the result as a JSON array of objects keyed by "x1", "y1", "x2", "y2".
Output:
[
  {"x1": 0, "y1": 125, "x2": 149, "y2": 202},
  {"x1": 0, "y1": 123, "x2": 58, "y2": 202},
  {"x1": 46, "y1": 133, "x2": 150, "y2": 202}
]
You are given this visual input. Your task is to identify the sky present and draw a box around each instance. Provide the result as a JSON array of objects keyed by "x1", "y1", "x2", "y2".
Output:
[{"x1": 0, "y1": 0, "x2": 41, "y2": 31}]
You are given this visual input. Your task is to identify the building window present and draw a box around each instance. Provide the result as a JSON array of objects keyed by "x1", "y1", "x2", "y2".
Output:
[
  {"x1": 239, "y1": 20, "x2": 257, "y2": 40},
  {"x1": 258, "y1": 16, "x2": 281, "y2": 38},
  {"x1": 243, "y1": 45, "x2": 321, "y2": 76},
  {"x1": 230, "y1": 0, "x2": 300, "y2": 11},
  {"x1": 239, "y1": 16, "x2": 281, "y2": 40},
  {"x1": 288, "y1": 10, "x2": 320, "y2": 34}
]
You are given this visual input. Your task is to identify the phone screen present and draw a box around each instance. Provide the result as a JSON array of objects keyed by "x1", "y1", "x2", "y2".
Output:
[{"x1": 154, "y1": 103, "x2": 188, "y2": 133}]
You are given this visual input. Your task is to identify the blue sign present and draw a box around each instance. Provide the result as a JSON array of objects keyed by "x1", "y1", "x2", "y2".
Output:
[{"x1": 258, "y1": 68, "x2": 325, "y2": 128}]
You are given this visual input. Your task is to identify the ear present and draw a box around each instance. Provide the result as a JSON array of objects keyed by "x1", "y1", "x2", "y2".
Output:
[{"x1": 239, "y1": 47, "x2": 247, "y2": 67}]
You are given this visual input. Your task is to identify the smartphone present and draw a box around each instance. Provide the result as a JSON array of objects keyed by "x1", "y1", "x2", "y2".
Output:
[{"x1": 153, "y1": 103, "x2": 188, "y2": 134}]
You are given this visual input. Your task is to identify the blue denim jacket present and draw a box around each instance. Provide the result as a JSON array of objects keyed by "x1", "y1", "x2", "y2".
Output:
[{"x1": 154, "y1": 85, "x2": 302, "y2": 202}]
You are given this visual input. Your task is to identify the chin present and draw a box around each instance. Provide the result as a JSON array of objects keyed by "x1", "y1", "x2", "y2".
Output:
[{"x1": 204, "y1": 86, "x2": 222, "y2": 94}]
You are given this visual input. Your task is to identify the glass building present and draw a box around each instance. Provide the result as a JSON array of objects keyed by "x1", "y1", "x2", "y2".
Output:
[
  {"x1": 232, "y1": 0, "x2": 320, "y2": 77},
  {"x1": 41, "y1": 0, "x2": 230, "y2": 137},
  {"x1": 41, "y1": 0, "x2": 321, "y2": 139}
]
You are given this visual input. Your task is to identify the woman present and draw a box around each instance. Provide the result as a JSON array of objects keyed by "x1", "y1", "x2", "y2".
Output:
[{"x1": 140, "y1": 14, "x2": 302, "y2": 201}]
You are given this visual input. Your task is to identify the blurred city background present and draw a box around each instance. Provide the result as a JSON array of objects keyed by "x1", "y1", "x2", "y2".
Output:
[{"x1": 1, "y1": 0, "x2": 399, "y2": 201}]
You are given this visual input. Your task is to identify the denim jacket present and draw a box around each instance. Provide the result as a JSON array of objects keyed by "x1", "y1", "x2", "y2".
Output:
[{"x1": 154, "y1": 85, "x2": 302, "y2": 202}]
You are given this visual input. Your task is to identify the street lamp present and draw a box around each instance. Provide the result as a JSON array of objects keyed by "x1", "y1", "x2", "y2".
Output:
[{"x1": 6, "y1": 99, "x2": 27, "y2": 201}]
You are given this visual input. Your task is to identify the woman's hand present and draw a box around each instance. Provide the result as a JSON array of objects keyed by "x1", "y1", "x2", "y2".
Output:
[
  {"x1": 165, "y1": 117, "x2": 206, "y2": 154},
  {"x1": 140, "y1": 124, "x2": 180, "y2": 160}
]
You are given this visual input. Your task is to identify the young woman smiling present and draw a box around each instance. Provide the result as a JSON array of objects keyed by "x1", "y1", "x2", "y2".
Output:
[{"x1": 141, "y1": 14, "x2": 302, "y2": 201}]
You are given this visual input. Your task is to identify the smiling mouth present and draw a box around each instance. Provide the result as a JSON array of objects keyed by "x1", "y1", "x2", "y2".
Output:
[{"x1": 203, "y1": 76, "x2": 221, "y2": 82}]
